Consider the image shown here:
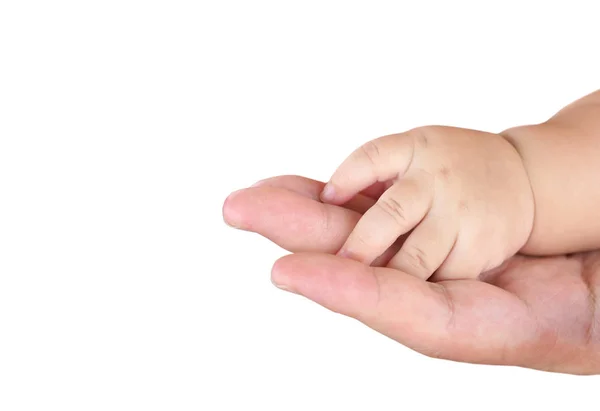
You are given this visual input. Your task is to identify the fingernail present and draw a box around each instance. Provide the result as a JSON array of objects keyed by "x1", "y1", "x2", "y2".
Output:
[
  {"x1": 272, "y1": 279, "x2": 297, "y2": 294},
  {"x1": 223, "y1": 189, "x2": 243, "y2": 228},
  {"x1": 336, "y1": 247, "x2": 349, "y2": 258},
  {"x1": 320, "y1": 183, "x2": 335, "y2": 202},
  {"x1": 251, "y1": 179, "x2": 266, "y2": 187}
]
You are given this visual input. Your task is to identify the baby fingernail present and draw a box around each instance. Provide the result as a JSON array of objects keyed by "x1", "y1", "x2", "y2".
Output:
[
  {"x1": 321, "y1": 183, "x2": 336, "y2": 202},
  {"x1": 337, "y1": 248, "x2": 349, "y2": 258}
]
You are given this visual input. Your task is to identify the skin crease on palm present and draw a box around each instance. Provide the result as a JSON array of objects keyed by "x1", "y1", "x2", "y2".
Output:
[{"x1": 223, "y1": 175, "x2": 600, "y2": 375}]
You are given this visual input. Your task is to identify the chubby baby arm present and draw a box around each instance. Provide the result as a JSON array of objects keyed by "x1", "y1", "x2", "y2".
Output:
[{"x1": 501, "y1": 89, "x2": 600, "y2": 255}]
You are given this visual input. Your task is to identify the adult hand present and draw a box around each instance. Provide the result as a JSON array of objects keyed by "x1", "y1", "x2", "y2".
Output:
[{"x1": 223, "y1": 175, "x2": 600, "y2": 375}]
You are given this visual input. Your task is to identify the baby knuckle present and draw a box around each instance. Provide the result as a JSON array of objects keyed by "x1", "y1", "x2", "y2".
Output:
[
  {"x1": 408, "y1": 125, "x2": 442, "y2": 149},
  {"x1": 410, "y1": 128, "x2": 430, "y2": 149},
  {"x1": 358, "y1": 140, "x2": 381, "y2": 166},
  {"x1": 401, "y1": 244, "x2": 430, "y2": 273},
  {"x1": 351, "y1": 231, "x2": 371, "y2": 247},
  {"x1": 437, "y1": 166, "x2": 452, "y2": 182},
  {"x1": 377, "y1": 197, "x2": 409, "y2": 226}
]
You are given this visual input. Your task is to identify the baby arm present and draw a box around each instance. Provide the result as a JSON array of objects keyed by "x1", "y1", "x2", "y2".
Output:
[
  {"x1": 501, "y1": 89, "x2": 600, "y2": 255},
  {"x1": 320, "y1": 89, "x2": 600, "y2": 281}
]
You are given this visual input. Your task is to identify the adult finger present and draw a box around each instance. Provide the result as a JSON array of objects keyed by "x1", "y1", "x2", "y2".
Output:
[
  {"x1": 271, "y1": 253, "x2": 541, "y2": 367},
  {"x1": 223, "y1": 185, "x2": 359, "y2": 253},
  {"x1": 250, "y1": 175, "x2": 325, "y2": 201},
  {"x1": 250, "y1": 175, "x2": 375, "y2": 214}
]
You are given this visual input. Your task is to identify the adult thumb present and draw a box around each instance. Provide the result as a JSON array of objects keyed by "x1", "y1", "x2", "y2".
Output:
[{"x1": 271, "y1": 252, "x2": 456, "y2": 358}]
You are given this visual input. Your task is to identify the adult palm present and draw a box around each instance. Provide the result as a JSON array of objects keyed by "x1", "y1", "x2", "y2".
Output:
[{"x1": 223, "y1": 175, "x2": 600, "y2": 375}]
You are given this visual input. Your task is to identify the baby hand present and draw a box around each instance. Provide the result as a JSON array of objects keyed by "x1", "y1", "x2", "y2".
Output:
[{"x1": 320, "y1": 126, "x2": 534, "y2": 280}]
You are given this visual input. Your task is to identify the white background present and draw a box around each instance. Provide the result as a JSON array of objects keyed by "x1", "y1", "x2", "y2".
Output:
[{"x1": 1, "y1": 1, "x2": 599, "y2": 410}]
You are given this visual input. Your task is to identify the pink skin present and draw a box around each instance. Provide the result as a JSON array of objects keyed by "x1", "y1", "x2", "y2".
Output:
[{"x1": 223, "y1": 175, "x2": 600, "y2": 375}]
